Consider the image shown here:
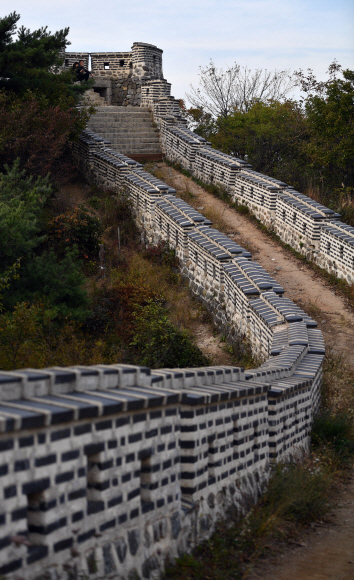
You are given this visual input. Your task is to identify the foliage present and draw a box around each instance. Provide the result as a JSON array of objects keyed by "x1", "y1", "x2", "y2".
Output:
[
  {"x1": 312, "y1": 410, "x2": 354, "y2": 465},
  {"x1": 302, "y1": 68, "x2": 354, "y2": 190},
  {"x1": 0, "y1": 11, "x2": 91, "y2": 101},
  {"x1": 179, "y1": 101, "x2": 216, "y2": 139},
  {"x1": 0, "y1": 302, "x2": 105, "y2": 371},
  {"x1": 5, "y1": 248, "x2": 89, "y2": 321},
  {"x1": 0, "y1": 161, "x2": 89, "y2": 320},
  {"x1": 186, "y1": 60, "x2": 296, "y2": 121},
  {"x1": 0, "y1": 260, "x2": 20, "y2": 312},
  {"x1": 130, "y1": 300, "x2": 210, "y2": 369},
  {"x1": 164, "y1": 456, "x2": 333, "y2": 580},
  {"x1": 48, "y1": 205, "x2": 102, "y2": 259},
  {"x1": 84, "y1": 282, "x2": 156, "y2": 342},
  {"x1": 186, "y1": 60, "x2": 354, "y2": 211},
  {"x1": 211, "y1": 100, "x2": 309, "y2": 189},
  {"x1": 0, "y1": 160, "x2": 52, "y2": 268},
  {"x1": 0, "y1": 91, "x2": 90, "y2": 175},
  {"x1": 0, "y1": 13, "x2": 93, "y2": 174},
  {"x1": 143, "y1": 240, "x2": 179, "y2": 269},
  {"x1": 98, "y1": 187, "x2": 140, "y2": 245},
  {"x1": 263, "y1": 461, "x2": 331, "y2": 524},
  {"x1": 85, "y1": 281, "x2": 210, "y2": 369}
]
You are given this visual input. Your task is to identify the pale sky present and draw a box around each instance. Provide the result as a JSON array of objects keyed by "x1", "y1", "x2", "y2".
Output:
[{"x1": 3, "y1": 1, "x2": 354, "y2": 103}]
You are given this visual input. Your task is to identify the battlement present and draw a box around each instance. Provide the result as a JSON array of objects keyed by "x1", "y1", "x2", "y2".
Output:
[{"x1": 64, "y1": 42, "x2": 163, "y2": 80}]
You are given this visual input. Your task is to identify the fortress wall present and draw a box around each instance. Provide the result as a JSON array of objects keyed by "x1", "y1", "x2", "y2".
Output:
[
  {"x1": 62, "y1": 52, "x2": 89, "y2": 70},
  {"x1": 90, "y1": 52, "x2": 133, "y2": 75},
  {"x1": 3, "y1": 122, "x2": 325, "y2": 580},
  {"x1": 0, "y1": 357, "x2": 319, "y2": 580},
  {"x1": 131, "y1": 43, "x2": 164, "y2": 80},
  {"x1": 150, "y1": 97, "x2": 354, "y2": 284},
  {"x1": 2, "y1": 41, "x2": 334, "y2": 579}
]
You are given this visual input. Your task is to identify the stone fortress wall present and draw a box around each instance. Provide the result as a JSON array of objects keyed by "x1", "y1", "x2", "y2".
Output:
[{"x1": 0, "y1": 42, "x2": 332, "y2": 580}]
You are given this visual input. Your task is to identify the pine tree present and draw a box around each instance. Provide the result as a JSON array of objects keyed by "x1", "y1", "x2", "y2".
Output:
[{"x1": 0, "y1": 11, "x2": 90, "y2": 102}]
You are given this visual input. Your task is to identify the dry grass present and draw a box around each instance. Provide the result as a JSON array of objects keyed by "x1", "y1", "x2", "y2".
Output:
[
  {"x1": 110, "y1": 250, "x2": 201, "y2": 333},
  {"x1": 322, "y1": 349, "x2": 354, "y2": 418}
]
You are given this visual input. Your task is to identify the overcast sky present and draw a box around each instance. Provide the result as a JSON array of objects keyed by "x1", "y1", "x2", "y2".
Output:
[{"x1": 5, "y1": 0, "x2": 354, "y2": 103}]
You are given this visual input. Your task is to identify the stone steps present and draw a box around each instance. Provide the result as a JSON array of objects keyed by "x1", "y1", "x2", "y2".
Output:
[
  {"x1": 87, "y1": 105, "x2": 162, "y2": 156},
  {"x1": 82, "y1": 89, "x2": 108, "y2": 106},
  {"x1": 90, "y1": 123, "x2": 157, "y2": 129}
]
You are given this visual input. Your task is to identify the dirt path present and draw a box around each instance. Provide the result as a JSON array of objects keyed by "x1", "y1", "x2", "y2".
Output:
[
  {"x1": 156, "y1": 163, "x2": 354, "y2": 366},
  {"x1": 154, "y1": 163, "x2": 354, "y2": 579},
  {"x1": 248, "y1": 473, "x2": 354, "y2": 580}
]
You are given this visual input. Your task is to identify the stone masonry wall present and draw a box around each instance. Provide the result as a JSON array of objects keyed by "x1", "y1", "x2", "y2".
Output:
[
  {"x1": 3, "y1": 108, "x2": 324, "y2": 580},
  {"x1": 147, "y1": 97, "x2": 354, "y2": 284},
  {"x1": 1, "y1": 40, "x2": 329, "y2": 580}
]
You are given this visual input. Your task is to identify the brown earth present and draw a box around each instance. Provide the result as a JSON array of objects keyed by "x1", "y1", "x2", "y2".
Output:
[{"x1": 154, "y1": 162, "x2": 354, "y2": 580}]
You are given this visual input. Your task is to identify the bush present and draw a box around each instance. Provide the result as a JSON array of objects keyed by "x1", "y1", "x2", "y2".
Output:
[
  {"x1": 48, "y1": 205, "x2": 102, "y2": 259},
  {"x1": 130, "y1": 300, "x2": 210, "y2": 368},
  {"x1": 0, "y1": 302, "x2": 105, "y2": 370},
  {"x1": 312, "y1": 410, "x2": 354, "y2": 463},
  {"x1": 263, "y1": 461, "x2": 331, "y2": 525},
  {"x1": 0, "y1": 159, "x2": 52, "y2": 269},
  {"x1": 99, "y1": 188, "x2": 140, "y2": 245},
  {"x1": 143, "y1": 240, "x2": 179, "y2": 269},
  {"x1": 85, "y1": 284, "x2": 210, "y2": 369},
  {"x1": 4, "y1": 247, "x2": 90, "y2": 321}
]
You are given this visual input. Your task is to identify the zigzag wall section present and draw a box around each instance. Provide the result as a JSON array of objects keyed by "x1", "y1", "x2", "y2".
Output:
[
  {"x1": 0, "y1": 43, "x2": 329, "y2": 580},
  {"x1": 0, "y1": 127, "x2": 325, "y2": 580}
]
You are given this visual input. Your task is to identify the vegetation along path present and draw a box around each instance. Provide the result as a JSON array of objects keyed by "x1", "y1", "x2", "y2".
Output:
[{"x1": 153, "y1": 162, "x2": 354, "y2": 580}]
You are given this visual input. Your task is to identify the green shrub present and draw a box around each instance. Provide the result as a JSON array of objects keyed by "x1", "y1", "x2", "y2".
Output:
[
  {"x1": 312, "y1": 410, "x2": 354, "y2": 463},
  {"x1": 129, "y1": 300, "x2": 210, "y2": 369},
  {"x1": 4, "y1": 247, "x2": 89, "y2": 321},
  {"x1": 0, "y1": 159, "x2": 52, "y2": 269},
  {"x1": 263, "y1": 461, "x2": 331, "y2": 524}
]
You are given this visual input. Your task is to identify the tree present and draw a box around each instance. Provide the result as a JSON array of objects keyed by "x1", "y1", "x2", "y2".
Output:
[
  {"x1": 5, "y1": 248, "x2": 90, "y2": 321},
  {"x1": 0, "y1": 161, "x2": 89, "y2": 320},
  {"x1": 294, "y1": 63, "x2": 354, "y2": 190},
  {"x1": 0, "y1": 12, "x2": 93, "y2": 173},
  {"x1": 0, "y1": 160, "x2": 52, "y2": 269},
  {"x1": 211, "y1": 100, "x2": 308, "y2": 187},
  {"x1": 0, "y1": 11, "x2": 89, "y2": 101},
  {"x1": 186, "y1": 60, "x2": 296, "y2": 122}
]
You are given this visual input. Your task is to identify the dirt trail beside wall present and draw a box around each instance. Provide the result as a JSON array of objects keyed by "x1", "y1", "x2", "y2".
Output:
[{"x1": 157, "y1": 163, "x2": 354, "y2": 367}]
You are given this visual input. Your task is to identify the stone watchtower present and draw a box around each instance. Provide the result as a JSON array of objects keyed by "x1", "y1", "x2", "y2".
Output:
[
  {"x1": 64, "y1": 42, "x2": 165, "y2": 106},
  {"x1": 64, "y1": 41, "x2": 182, "y2": 160}
]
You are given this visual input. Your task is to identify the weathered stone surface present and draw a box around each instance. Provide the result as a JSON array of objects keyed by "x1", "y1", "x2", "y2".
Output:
[
  {"x1": 128, "y1": 529, "x2": 141, "y2": 556},
  {"x1": 115, "y1": 537, "x2": 127, "y2": 563},
  {"x1": 170, "y1": 511, "x2": 181, "y2": 539},
  {"x1": 142, "y1": 555, "x2": 159, "y2": 579},
  {"x1": 207, "y1": 492, "x2": 215, "y2": 508},
  {"x1": 103, "y1": 543, "x2": 116, "y2": 575}
]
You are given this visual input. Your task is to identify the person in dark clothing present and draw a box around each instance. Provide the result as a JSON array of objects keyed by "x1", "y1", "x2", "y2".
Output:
[
  {"x1": 76, "y1": 60, "x2": 94, "y2": 82},
  {"x1": 72, "y1": 61, "x2": 79, "y2": 78}
]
